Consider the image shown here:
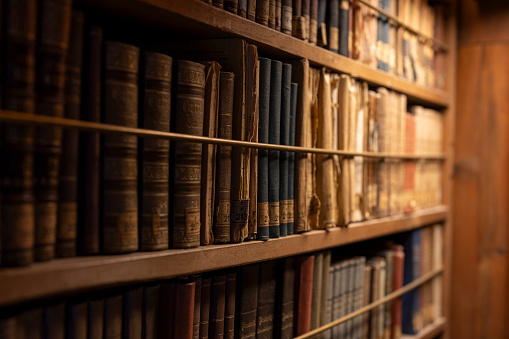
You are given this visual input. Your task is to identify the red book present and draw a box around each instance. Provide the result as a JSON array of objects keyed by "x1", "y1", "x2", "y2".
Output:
[
  {"x1": 391, "y1": 245, "x2": 405, "y2": 339},
  {"x1": 159, "y1": 281, "x2": 196, "y2": 339},
  {"x1": 294, "y1": 255, "x2": 315, "y2": 336}
]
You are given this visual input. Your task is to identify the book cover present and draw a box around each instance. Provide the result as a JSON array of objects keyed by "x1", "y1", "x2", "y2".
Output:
[
  {"x1": 402, "y1": 229, "x2": 422, "y2": 334},
  {"x1": 310, "y1": 252, "x2": 323, "y2": 331},
  {"x1": 338, "y1": 0, "x2": 349, "y2": 56},
  {"x1": 43, "y1": 302, "x2": 66, "y2": 339},
  {"x1": 279, "y1": 63, "x2": 292, "y2": 237},
  {"x1": 88, "y1": 298, "x2": 104, "y2": 339},
  {"x1": 281, "y1": 0, "x2": 292, "y2": 34},
  {"x1": 200, "y1": 275, "x2": 212, "y2": 339},
  {"x1": 327, "y1": 0, "x2": 339, "y2": 52},
  {"x1": 294, "y1": 255, "x2": 315, "y2": 336},
  {"x1": 192, "y1": 276, "x2": 202, "y2": 339}
]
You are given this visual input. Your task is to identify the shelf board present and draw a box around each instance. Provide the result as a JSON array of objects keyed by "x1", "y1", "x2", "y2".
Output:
[
  {"x1": 0, "y1": 205, "x2": 447, "y2": 307},
  {"x1": 80, "y1": 0, "x2": 450, "y2": 108},
  {"x1": 401, "y1": 316, "x2": 447, "y2": 339}
]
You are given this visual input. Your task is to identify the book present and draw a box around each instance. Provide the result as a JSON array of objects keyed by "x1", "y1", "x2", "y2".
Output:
[
  {"x1": 279, "y1": 62, "x2": 292, "y2": 237},
  {"x1": 292, "y1": 0, "x2": 305, "y2": 40},
  {"x1": 302, "y1": 0, "x2": 310, "y2": 41},
  {"x1": 275, "y1": 257, "x2": 295, "y2": 339},
  {"x1": 174, "y1": 281, "x2": 196, "y2": 339},
  {"x1": 57, "y1": 10, "x2": 84, "y2": 258},
  {"x1": 0, "y1": 313, "x2": 18, "y2": 339},
  {"x1": 235, "y1": 264, "x2": 259, "y2": 339},
  {"x1": 366, "y1": 257, "x2": 385, "y2": 339},
  {"x1": 192, "y1": 277, "x2": 201, "y2": 339},
  {"x1": 309, "y1": 0, "x2": 318, "y2": 45},
  {"x1": 307, "y1": 67, "x2": 320, "y2": 230},
  {"x1": 172, "y1": 60, "x2": 205, "y2": 249},
  {"x1": 269, "y1": 0, "x2": 275, "y2": 29},
  {"x1": 88, "y1": 298, "x2": 104, "y2": 339},
  {"x1": 294, "y1": 255, "x2": 314, "y2": 336},
  {"x1": 225, "y1": 0, "x2": 238, "y2": 13},
  {"x1": 225, "y1": 272, "x2": 237, "y2": 339},
  {"x1": 104, "y1": 293, "x2": 123, "y2": 339},
  {"x1": 338, "y1": 0, "x2": 349, "y2": 56},
  {"x1": 256, "y1": 260, "x2": 276, "y2": 338},
  {"x1": 281, "y1": 0, "x2": 292, "y2": 34},
  {"x1": 33, "y1": 0, "x2": 72, "y2": 261},
  {"x1": 209, "y1": 274, "x2": 226, "y2": 339},
  {"x1": 327, "y1": 0, "x2": 339, "y2": 53},
  {"x1": 402, "y1": 229, "x2": 422, "y2": 334},
  {"x1": 325, "y1": 265, "x2": 335, "y2": 339},
  {"x1": 24, "y1": 307, "x2": 43, "y2": 339},
  {"x1": 200, "y1": 275, "x2": 212, "y2": 339},
  {"x1": 247, "y1": 0, "x2": 257, "y2": 20},
  {"x1": 257, "y1": 0, "x2": 270, "y2": 26},
  {"x1": 43, "y1": 302, "x2": 66, "y2": 339},
  {"x1": 67, "y1": 300, "x2": 87, "y2": 339},
  {"x1": 362, "y1": 265, "x2": 372, "y2": 339},
  {"x1": 239, "y1": 0, "x2": 247, "y2": 17},
  {"x1": 140, "y1": 52, "x2": 172, "y2": 251},
  {"x1": 391, "y1": 245, "x2": 404, "y2": 339},
  {"x1": 275, "y1": 0, "x2": 281, "y2": 30},
  {"x1": 287, "y1": 82, "x2": 298, "y2": 235},
  {"x1": 123, "y1": 287, "x2": 143, "y2": 339},
  {"x1": 320, "y1": 251, "x2": 331, "y2": 335},
  {"x1": 142, "y1": 284, "x2": 160, "y2": 339},
  {"x1": 102, "y1": 41, "x2": 140, "y2": 254},
  {"x1": 310, "y1": 252, "x2": 323, "y2": 331}
]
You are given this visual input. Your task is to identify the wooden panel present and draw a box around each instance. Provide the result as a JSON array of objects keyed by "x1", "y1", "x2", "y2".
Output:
[
  {"x1": 459, "y1": 0, "x2": 509, "y2": 44},
  {"x1": 0, "y1": 206, "x2": 447, "y2": 307}
]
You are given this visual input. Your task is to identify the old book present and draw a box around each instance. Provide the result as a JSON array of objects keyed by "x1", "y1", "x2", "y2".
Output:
[
  {"x1": 376, "y1": 0, "x2": 389, "y2": 71},
  {"x1": 33, "y1": 0, "x2": 72, "y2": 261},
  {"x1": 279, "y1": 63, "x2": 292, "y2": 237},
  {"x1": 362, "y1": 265, "x2": 371, "y2": 339},
  {"x1": 200, "y1": 61, "x2": 220, "y2": 246},
  {"x1": 102, "y1": 42, "x2": 140, "y2": 254},
  {"x1": 332, "y1": 261, "x2": 345, "y2": 338},
  {"x1": 431, "y1": 224, "x2": 443, "y2": 321},
  {"x1": 79, "y1": 26, "x2": 102, "y2": 255},
  {"x1": 257, "y1": 57, "x2": 271, "y2": 241},
  {"x1": 43, "y1": 302, "x2": 66, "y2": 339},
  {"x1": 200, "y1": 275, "x2": 212, "y2": 339},
  {"x1": 330, "y1": 74, "x2": 341, "y2": 226},
  {"x1": 317, "y1": 0, "x2": 327, "y2": 46},
  {"x1": 275, "y1": 257, "x2": 295, "y2": 339},
  {"x1": 338, "y1": 0, "x2": 349, "y2": 56},
  {"x1": 327, "y1": 0, "x2": 339, "y2": 53},
  {"x1": 214, "y1": 71, "x2": 235, "y2": 244},
  {"x1": 235, "y1": 264, "x2": 259, "y2": 339},
  {"x1": 256, "y1": 260, "x2": 276, "y2": 338},
  {"x1": 310, "y1": 252, "x2": 323, "y2": 331},
  {"x1": 172, "y1": 60, "x2": 205, "y2": 249},
  {"x1": 307, "y1": 68, "x2": 321, "y2": 230},
  {"x1": 123, "y1": 287, "x2": 143, "y2": 339},
  {"x1": 366, "y1": 257, "x2": 384, "y2": 339},
  {"x1": 391, "y1": 245, "x2": 404, "y2": 339},
  {"x1": 302, "y1": 0, "x2": 310, "y2": 41},
  {"x1": 192, "y1": 276, "x2": 202, "y2": 339},
  {"x1": 287, "y1": 82, "x2": 298, "y2": 235},
  {"x1": 174, "y1": 281, "x2": 196, "y2": 339},
  {"x1": 292, "y1": 0, "x2": 305, "y2": 39},
  {"x1": 57, "y1": 10, "x2": 83, "y2": 258},
  {"x1": 294, "y1": 255, "x2": 315, "y2": 336},
  {"x1": 257, "y1": 0, "x2": 270, "y2": 26},
  {"x1": 353, "y1": 257, "x2": 366, "y2": 339},
  {"x1": 365, "y1": 91, "x2": 379, "y2": 219},
  {"x1": 320, "y1": 251, "x2": 331, "y2": 333},
  {"x1": 104, "y1": 294, "x2": 123, "y2": 339},
  {"x1": 142, "y1": 284, "x2": 160, "y2": 339},
  {"x1": 67, "y1": 301, "x2": 87, "y2": 339},
  {"x1": 224, "y1": 0, "x2": 238, "y2": 13},
  {"x1": 225, "y1": 272, "x2": 236, "y2": 339},
  {"x1": 247, "y1": 0, "x2": 257, "y2": 20},
  {"x1": 281, "y1": 0, "x2": 292, "y2": 34},
  {"x1": 0, "y1": 313, "x2": 19, "y2": 339},
  {"x1": 88, "y1": 298, "x2": 104, "y2": 339},
  {"x1": 239, "y1": 0, "x2": 247, "y2": 17},
  {"x1": 309, "y1": 0, "x2": 318, "y2": 45},
  {"x1": 213, "y1": 0, "x2": 223, "y2": 8},
  {"x1": 275, "y1": 0, "x2": 282, "y2": 30},
  {"x1": 209, "y1": 274, "x2": 226, "y2": 339},
  {"x1": 140, "y1": 52, "x2": 172, "y2": 251},
  {"x1": 325, "y1": 265, "x2": 335, "y2": 339},
  {"x1": 1, "y1": 0, "x2": 37, "y2": 267},
  {"x1": 268, "y1": 0, "x2": 276, "y2": 29}
]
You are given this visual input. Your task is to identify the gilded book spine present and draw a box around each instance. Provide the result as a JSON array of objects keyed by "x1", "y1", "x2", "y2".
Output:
[
  {"x1": 214, "y1": 72, "x2": 234, "y2": 243},
  {"x1": 57, "y1": 10, "x2": 84, "y2": 258},
  {"x1": 34, "y1": 0, "x2": 72, "y2": 261},
  {"x1": 102, "y1": 41, "x2": 140, "y2": 253},
  {"x1": 1, "y1": 0, "x2": 37, "y2": 266},
  {"x1": 141, "y1": 52, "x2": 172, "y2": 251},
  {"x1": 172, "y1": 60, "x2": 205, "y2": 249}
]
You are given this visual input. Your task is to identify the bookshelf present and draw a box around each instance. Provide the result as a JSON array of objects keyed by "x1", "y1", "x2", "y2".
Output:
[{"x1": 0, "y1": 0, "x2": 456, "y2": 338}]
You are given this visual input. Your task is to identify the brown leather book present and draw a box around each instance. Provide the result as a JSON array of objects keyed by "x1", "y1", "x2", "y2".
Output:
[
  {"x1": 310, "y1": 252, "x2": 323, "y2": 331},
  {"x1": 140, "y1": 52, "x2": 172, "y2": 251},
  {"x1": 268, "y1": 0, "x2": 276, "y2": 29},
  {"x1": 124, "y1": 287, "x2": 143, "y2": 339},
  {"x1": 33, "y1": 0, "x2": 72, "y2": 261},
  {"x1": 256, "y1": 260, "x2": 276, "y2": 339},
  {"x1": 200, "y1": 62, "x2": 221, "y2": 246},
  {"x1": 224, "y1": 272, "x2": 236, "y2": 339},
  {"x1": 247, "y1": 0, "x2": 257, "y2": 21},
  {"x1": 309, "y1": 0, "x2": 318, "y2": 44},
  {"x1": 43, "y1": 302, "x2": 66, "y2": 339},
  {"x1": 224, "y1": 0, "x2": 238, "y2": 13},
  {"x1": 174, "y1": 281, "x2": 196, "y2": 339},
  {"x1": 102, "y1": 41, "x2": 140, "y2": 254},
  {"x1": 79, "y1": 26, "x2": 102, "y2": 255},
  {"x1": 57, "y1": 10, "x2": 84, "y2": 258},
  {"x1": 235, "y1": 264, "x2": 259, "y2": 339},
  {"x1": 67, "y1": 301, "x2": 87, "y2": 339},
  {"x1": 142, "y1": 284, "x2": 160, "y2": 339},
  {"x1": 275, "y1": 0, "x2": 282, "y2": 31},
  {"x1": 23, "y1": 307, "x2": 43, "y2": 339},
  {"x1": 88, "y1": 298, "x2": 104, "y2": 339},
  {"x1": 199, "y1": 275, "x2": 212, "y2": 339},
  {"x1": 209, "y1": 274, "x2": 226, "y2": 339},
  {"x1": 294, "y1": 255, "x2": 314, "y2": 336},
  {"x1": 0, "y1": 314, "x2": 18, "y2": 338},
  {"x1": 104, "y1": 293, "x2": 123, "y2": 339},
  {"x1": 192, "y1": 276, "x2": 202, "y2": 339},
  {"x1": 302, "y1": 0, "x2": 310, "y2": 41},
  {"x1": 256, "y1": 0, "x2": 270, "y2": 26},
  {"x1": 172, "y1": 60, "x2": 205, "y2": 249},
  {"x1": 1, "y1": 0, "x2": 37, "y2": 267},
  {"x1": 391, "y1": 245, "x2": 404, "y2": 339},
  {"x1": 281, "y1": 0, "x2": 292, "y2": 34},
  {"x1": 214, "y1": 72, "x2": 235, "y2": 244},
  {"x1": 213, "y1": 0, "x2": 224, "y2": 8}
]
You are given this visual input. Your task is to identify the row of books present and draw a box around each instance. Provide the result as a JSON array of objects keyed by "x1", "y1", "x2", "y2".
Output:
[
  {"x1": 0, "y1": 224, "x2": 443, "y2": 339},
  {"x1": 202, "y1": 0, "x2": 446, "y2": 88}
]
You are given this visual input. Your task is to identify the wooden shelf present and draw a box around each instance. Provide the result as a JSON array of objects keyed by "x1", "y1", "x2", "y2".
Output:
[
  {"x1": 0, "y1": 205, "x2": 447, "y2": 307},
  {"x1": 401, "y1": 316, "x2": 447, "y2": 339},
  {"x1": 80, "y1": 0, "x2": 450, "y2": 108}
]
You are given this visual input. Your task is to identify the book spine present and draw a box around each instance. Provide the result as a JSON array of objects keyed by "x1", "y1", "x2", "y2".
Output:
[
  {"x1": 338, "y1": 0, "x2": 349, "y2": 56},
  {"x1": 310, "y1": 252, "x2": 323, "y2": 331},
  {"x1": 0, "y1": 315, "x2": 18, "y2": 339},
  {"x1": 67, "y1": 301, "x2": 87, "y2": 339},
  {"x1": 199, "y1": 275, "x2": 211, "y2": 339},
  {"x1": 391, "y1": 245, "x2": 404, "y2": 339},
  {"x1": 159, "y1": 283, "x2": 176, "y2": 339},
  {"x1": 200, "y1": 62, "x2": 220, "y2": 246},
  {"x1": 281, "y1": 0, "x2": 292, "y2": 34},
  {"x1": 302, "y1": 0, "x2": 310, "y2": 41},
  {"x1": 320, "y1": 251, "x2": 331, "y2": 330},
  {"x1": 104, "y1": 294, "x2": 123, "y2": 339},
  {"x1": 209, "y1": 274, "x2": 226, "y2": 339},
  {"x1": 22, "y1": 308, "x2": 42, "y2": 339},
  {"x1": 281, "y1": 257, "x2": 296, "y2": 339},
  {"x1": 191, "y1": 276, "x2": 202, "y2": 339},
  {"x1": 256, "y1": 0, "x2": 270, "y2": 26},
  {"x1": 294, "y1": 255, "x2": 314, "y2": 336},
  {"x1": 268, "y1": 0, "x2": 276, "y2": 29},
  {"x1": 256, "y1": 58, "x2": 271, "y2": 241},
  {"x1": 247, "y1": 0, "x2": 257, "y2": 21},
  {"x1": 247, "y1": 48, "x2": 259, "y2": 240},
  {"x1": 256, "y1": 260, "x2": 276, "y2": 338},
  {"x1": 292, "y1": 0, "x2": 303, "y2": 39},
  {"x1": 102, "y1": 41, "x2": 140, "y2": 254},
  {"x1": 141, "y1": 52, "x2": 172, "y2": 251},
  {"x1": 239, "y1": 0, "x2": 247, "y2": 17},
  {"x1": 57, "y1": 10, "x2": 83, "y2": 258},
  {"x1": 1, "y1": 0, "x2": 37, "y2": 267},
  {"x1": 123, "y1": 287, "x2": 143, "y2": 339},
  {"x1": 80, "y1": 26, "x2": 102, "y2": 255},
  {"x1": 88, "y1": 298, "x2": 104, "y2": 339},
  {"x1": 275, "y1": 0, "x2": 282, "y2": 31},
  {"x1": 213, "y1": 0, "x2": 224, "y2": 8},
  {"x1": 142, "y1": 284, "x2": 160, "y2": 339},
  {"x1": 224, "y1": 0, "x2": 239, "y2": 13},
  {"x1": 327, "y1": 0, "x2": 339, "y2": 53},
  {"x1": 43, "y1": 302, "x2": 66, "y2": 339},
  {"x1": 309, "y1": 0, "x2": 318, "y2": 45},
  {"x1": 172, "y1": 60, "x2": 205, "y2": 249},
  {"x1": 279, "y1": 63, "x2": 292, "y2": 237},
  {"x1": 33, "y1": 0, "x2": 72, "y2": 261},
  {"x1": 402, "y1": 229, "x2": 421, "y2": 334},
  {"x1": 317, "y1": 0, "x2": 327, "y2": 46},
  {"x1": 225, "y1": 272, "x2": 237, "y2": 339},
  {"x1": 174, "y1": 281, "x2": 196, "y2": 339},
  {"x1": 235, "y1": 264, "x2": 259, "y2": 339},
  {"x1": 268, "y1": 60, "x2": 282, "y2": 239},
  {"x1": 287, "y1": 83, "x2": 297, "y2": 235},
  {"x1": 214, "y1": 71, "x2": 234, "y2": 244}
]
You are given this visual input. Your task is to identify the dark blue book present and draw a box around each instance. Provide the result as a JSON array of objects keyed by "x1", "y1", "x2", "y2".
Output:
[
  {"x1": 402, "y1": 229, "x2": 422, "y2": 334},
  {"x1": 257, "y1": 58, "x2": 271, "y2": 241},
  {"x1": 377, "y1": 0, "x2": 389, "y2": 71},
  {"x1": 287, "y1": 83, "x2": 298, "y2": 235},
  {"x1": 279, "y1": 63, "x2": 292, "y2": 237},
  {"x1": 317, "y1": 0, "x2": 327, "y2": 46},
  {"x1": 327, "y1": 0, "x2": 339, "y2": 53},
  {"x1": 338, "y1": 0, "x2": 349, "y2": 56}
]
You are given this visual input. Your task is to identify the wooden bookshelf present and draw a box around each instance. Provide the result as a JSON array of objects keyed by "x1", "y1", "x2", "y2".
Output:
[
  {"x1": 0, "y1": 205, "x2": 447, "y2": 307},
  {"x1": 401, "y1": 317, "x2": 447, "y2": 339}
]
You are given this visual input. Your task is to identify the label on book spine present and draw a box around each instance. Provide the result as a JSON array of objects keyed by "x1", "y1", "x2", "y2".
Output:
[
  {"x1": 258, "y1": 203, "x2": 270, "y2": 228},
  {"x1": 280, "y1": 200, "x2": 289, "y2": 224},
  {"x1": 184, "y1": 207, "x2": 201, "y2": 243},
  {"x1": 231, "y1": 200, "x2": 249, "y2": 228},
  {"x1": 287, "y1": 200, "x2": 294, "y2": 224},
  {"x1": 329, "y1": 27, "x2": 339, "y2": 51},
  {"x1": 269, "y1": 202, "x2": 280, "y2": 227}
]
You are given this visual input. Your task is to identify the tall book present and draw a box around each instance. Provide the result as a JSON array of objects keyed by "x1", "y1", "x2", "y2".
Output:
[
  {"x1": 225, "y1": 0, "x2": 239, "y2": 13},
  {"x1": 43, "y1": 302, "x2": 66, "y2": 339},
  {"x1": 104, "y1": 294, "x2": 123, "y2": 339},
  {"x1": 235, "y1": 264, "x2": 259, "y2": 339},
  {"x1": 209, "y1": 274, "x2": 226, "y2": 339},
  {"x1": 200, "y1": 275, "x2": 212, "y2": 339},
  {"x1": 247, "y1": 0, "x2": 257, "y2": 21},
  {"x1": 338, "y1": 0, "x2": 349, "y2": 56},
  {"x1": 268, "y1": 0, "x2": 276, "y2": 29},
  {"x1": 57, "y1": 10, "x2": 83, "y2": 258},
  {"x1": 257, "y1": 0, "x2": 270, "y2": 26},
  {"x1": 319, "y1": 252, "x2": 331, "y2": 337},
  {"x1": 279, "y1": 63, "x2": 292, "y2": 237},
  {"x1": 191, "y1": 276, "x2": 201, "y2": 339},
  {"x1": 172, "y1": 60, "x2": 205, "y2": 249},
  {"x1": 214, "y1": 71, "x2": 235, "y2": 243},
  {"x1": 0, "y1": 314, "x2": 18, "y2": 339},
  {"x1": 142, "y1": 284, "x2": 160, "y2": 339},
  {"x1": 275, "y1": 257, "x2": 295, "y2": 339},
  {"x1": 292, "y1": 0, "x2": 305, "y2": 39},
  {"x1": 123, "y1": 287, "x2": 143, "y2": 339},
  {"x1": 309, "y1": 0, "x2": 318, "y2": 45},
  {"x1": 302, "y1": 0, "x2": 310, "y2": 41},
  {"x1": 23, "y1": 307, "x2": 43, "y2": 339},
  {"x1": 294, "y1": 255, "x2": 315, "y2": 336},
  {"x1": 327, "y1": 0, "x2": 339, "y2": 53},
  {"x1": 310, "y1": 252, "x2": 323, "y2": 331},
  {"x1": 140, "y1": 52, "x2": 172, "y2": 251},
  {"x1": 33, "y1": 0, "x2": 72, "y2": 261},
  {"x1": 247, "y1": 46, "x2": 259, "y2": 240},
  {"x1": 281, "y1": 0, "x2": 292, "y2": 34},
  {"x1": 102, "y1": 41, "x2": 140, "y2": 254},
  {"x1": 376, "y1": 0, "x2": 389, "y2": 71},
  {"x1": 1, "y1": 0, "x2": 37, "y2": 266},
  {"x1": 67, "y1": 300, "x2": 87, "y2": 339},
  {"x1": 174, "y1": 281, "x2": 196, "y2": 339},
  {"x1": 256, "y1": 260, "x2": 276, "y2": 338},
  {"x1": 225, "y1": 272, "x2": 236, "y2": 339},
  {"x1": 391, "y1": 244, "x2": 404, "y2": 339},
  {"x1": 88, "y1": 298, "x2": 104, "y2": 339},
  {"x1": 200, "y1": 61, "x2": 221, "y2": 246},
  {"x1": 287, "y1": 83, "x2": 298, "y2": 235},
  {"x1": 307, "y1": 68, "x2": 321, "y2": 230}
]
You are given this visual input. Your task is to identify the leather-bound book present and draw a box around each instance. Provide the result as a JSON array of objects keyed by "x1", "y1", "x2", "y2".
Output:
[
  {"x1": 209, "y1": 274, "x2": 226, "y2": 339},
  {"x1": 287, "y1": 83, "x2": 297, "y2": 235},
  {"x1": 256, "y1": 0, "x2": 270, "y2": 26},
  {"x1": 235, "y1": 264, "x2": 259, "y2": 339},
  {"x1": 362, "y1": 265, "x2": 371, "y2": 339},
  {"x1": 310, "y1": 252, "x2": 323, "y2": 331},
  {"x1": 124, "y1": 287, "x2": 143, "y2": 339},
  {"x1": 256, "y1": 260, "x2": 276, "y2": 338},
  {"x1": 292, "y1": 0, "x2": 305, "y2": 39},
  {"x1": 247, "y1": 52, "x2": 259, "y2": 240},
  {"x1": 104, "y1": 293, "x2": 123, "y2": 339},
  {"x1": 294, "y1": 255, "x2": 314, "y2": 336},
  {"x1": 142, "y1": 284, "x2": 160, "y2": 339},
  {"x1": 213, "y1": 0, "x2": 224, "y2": 8},
  {"x1": 338, "y1": 0, "x2": 349, "y2": 56},
  {"x1": 224, "y1": 0, "x2": 238, "y2": 13},
  {"x1": 239, "y1": 0, "x2": 247, "y2": 17},
  {"x1": 268, "y1": 60, "x2": 282, "y2": 239},
  {"x1": 67, "y1": 301, "x2": 87, "y2": 339},
  {"x1": 140, "y1": 52, "x2": 172, "y2": 251},
  {"x1": 279, "y1": 63, "x2": 291, "y2": 237},
  {"x1": 172, "y1": 60, "x2": 205, "y2": 249},
  {"x1": 20, "y1": 307, "x2": 42, "y2": 339},
  {"x1": 327, "y1": 0, "x2": 339, "y2": 53},
  {"x1": 102, "y1": 41, "x2": 140, "y2": 254},
  {"x1": 317, "y1": 0, "x2": 327, "y2": 46},
  {"x1": 268, "y1": 0, "x2": 276, "y2": 29},
  {"x1": 275, "y1": 257, "x2": 295, "y2": 339},
  {"x1": 162, "y1": 280, "x2": 196, "y2": 339},
  {"x1": 307, "y1": 68, "x2": 320, "y2": 230},
  {"x1": 79, "y1": 26, "x2": 102, "y2": 255},
  {"x1": 1, "y1": 0, "x2": 37, "y2": 267},
  {"x1": 33, "y1": 0, "x2": 72, "y2": 261},
  {"x1": 224, "y1": 272, "x2": 236, "y2": 339},
  {"x1": 43, "y1": 302, "x2": 66, "y2": 339},
  {"x1": 309, "y1": 0, "x2": 318, "y2": 45},
  {"x1": 275, "y1": 0, "x2": 282, "y2": 31},
  {"x1": 256, "y1": 58, "x2": 271, "y2": 241},
  {"x1": 57, "y1": 10, "x2": 84, "y2": 258},
  {"x1": 191, "y1": 276, "x2": 202, "y2": 339},
  {"x1": 214, "y1": 71, "x2": 234, "y2": 244},
  {"x1": 319, "y1": 251, "x2": 331, "y2": 332},
  {"x1": 247, "y1": 0, "x2": 257, "y2": 21},
  {"x1": 159, "y1": 283, "x2": 176, "y2": 339},
  {"x1": 88, "y1": 298, "x2": 104, "y2": 339},
  {"x1": 391, "y1": 245, "x2": 404, "y2": 339},
  {"x1": 199, "y1": 275, "x2": 212, "y2": 339},
  {"x1": 281, "y1": 0, "x2": 292, "y2": 34},
  {"x1": 302, "y1": 0, "x2": 310, "y2": 41}
]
